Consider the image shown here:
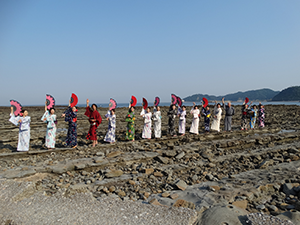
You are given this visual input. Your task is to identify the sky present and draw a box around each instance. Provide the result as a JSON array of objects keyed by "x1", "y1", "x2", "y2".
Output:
[{"x1": 0, "y1": 0, "x2": 300, "y2": 106}]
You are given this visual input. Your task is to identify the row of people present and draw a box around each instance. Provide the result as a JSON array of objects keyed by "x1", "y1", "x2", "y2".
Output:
[{"x1": 8, "y1": 98, "x2": 265, "y2": 151}]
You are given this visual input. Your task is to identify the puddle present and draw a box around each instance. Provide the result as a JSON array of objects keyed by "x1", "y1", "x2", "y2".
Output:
[{"x1": 278, "y1": 129, "x2": 295, "y2": 134}]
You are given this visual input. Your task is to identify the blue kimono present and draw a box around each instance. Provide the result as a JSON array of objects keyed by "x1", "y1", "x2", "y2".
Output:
[
  {"x1": 64, "y1": 107, "x2": 77, "y2": 147},
  {"x1": 202, "y1": 107, "x2": 211, "y2": 132}
]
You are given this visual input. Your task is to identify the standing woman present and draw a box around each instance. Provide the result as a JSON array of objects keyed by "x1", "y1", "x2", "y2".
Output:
[
  {"x1": 211, "y1": 101, "x2": 222, "y2": 132},
  {"x1": 84, "y1": 99, "x2": 102, "y2": 147},
  {"x1": 190, "y1": 102, "x2": 200, "y2": 135},
  {"x1": 125, "y1": 105, "x2": 135, "y2": 141},
  {"x1": 41, "y1": 101, "x2": 57, "y2": 149},
  {"x1": 258, "y1": 103, "x2": 265, "y2": 128},
  {"x1": 62, "y1": 100, "x2": 78, "y2": 148},
  {"x1": 249, "y1": 105, "x2": 258, "y2": 129},
  {"x1": 140, "y1": 107, "x2": 152, "y2": 139},
  {"x1": 104, "y1": 109, "x2": 116, "y2": 144},
  {"x1": 167, "y1": 104, "x2": 177, "y2": 136},
  {"x1": 9, "y1": 107, "x2": 31, "y2": 151},
  {"x1": 177, "y1": 105, "x2": 186, "y2": 136},
  {"x1": 152, "y1": 105, "x2": 161, "y2": 138},
  {"x1": 202, "y1": 105, "x2": 211, "y2": 132}
]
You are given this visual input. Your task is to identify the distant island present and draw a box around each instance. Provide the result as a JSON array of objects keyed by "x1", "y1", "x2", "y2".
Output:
[
  {"x1": 183, "y1": 88, "x2": 279, "y2": 102},
  {"x1": 272, "y1": 86, "x2": 300, "y2": 101}
]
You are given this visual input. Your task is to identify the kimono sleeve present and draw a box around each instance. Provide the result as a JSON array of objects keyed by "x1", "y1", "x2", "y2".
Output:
[
  {"x1": 41, "y1": 111, "x2": 49, "y2": 122},
  {"x1": 9, "y1": 113, "x2": 19, "y2": 126}
]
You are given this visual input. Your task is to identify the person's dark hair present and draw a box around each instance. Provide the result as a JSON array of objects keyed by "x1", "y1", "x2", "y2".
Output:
[
  {"x1": 91, "y1": 104, "x2": 97, "y2": 110},
  {"x1": 217, "y1": 103, "x2": 221, "y2": 107},
  {"x1": 21, "y1": 109, "x2": 27, "y2": 113},
  {"x1": 194, "y1": 105, "x2": 198, "y2": 109},
  {"x1": 111, "y1": 109, "x2": 115, "y2": 113},
  {"x1": 147, "y1": 107, "x2": 151, "y2": 111},
  {"x1": 253, "y1": 105, "x2": 257, "y2": 108},
  {"x1": 48, "y1": 107, "x2": 55, "y2": 113},
  {"x1": 129, "y1": 106, "x2": 135, "y2": 113},
  {"x1": 182, "y1": 105, "x2": 186, "y2": 109}
]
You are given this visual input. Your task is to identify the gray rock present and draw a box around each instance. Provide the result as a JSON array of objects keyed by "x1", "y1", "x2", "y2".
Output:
[
  {"x1": 175, "y1": 152, "x2": 185, "y2": 160},
  {"x1": 283, "y1": 183, "x2": 296, "y2": 196}
]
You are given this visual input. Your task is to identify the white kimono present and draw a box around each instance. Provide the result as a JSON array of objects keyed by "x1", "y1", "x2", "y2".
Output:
[
  {"x1": 9, "y1": 113, "x2": 31, "y2": 151},
  {"x1": 189, "y1": 108, "x2": 199, "y2": 134},
  {"x1": 141, "y1": 109, "x2": 152, "y2": 139},
  {"x1": 41, "y1": 111, "x2": 57, "y2": 148},
  {"x1": 178, "y1": 107, "x2": 186, "y2": 134},
  {"x1": 211, "y1": 106, "x2": 222, "y2": 132},
  {"x1": 104, "y1": 110, "x2": 116, "y2": 143},
  {"x1": 152, "y1": 107, "x2": 161, "y2": 138}
]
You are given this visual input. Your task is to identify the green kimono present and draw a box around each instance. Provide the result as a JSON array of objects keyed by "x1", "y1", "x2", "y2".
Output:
[{"x1": 125, "y1": 112, "x2": 135, "y2": 140}]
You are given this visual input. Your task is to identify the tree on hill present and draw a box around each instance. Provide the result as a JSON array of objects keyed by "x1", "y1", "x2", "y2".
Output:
[{"x1": 272, "y1": 86, "x2": 300, "y2": 101}]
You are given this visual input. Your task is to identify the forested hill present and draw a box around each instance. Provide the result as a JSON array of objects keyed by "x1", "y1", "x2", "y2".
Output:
[
  {"x1": 272, "y1": 86, "x2": 300, "y2": 101},
  {"x1": 183, "y1": 88, "x2": 279, "y2": 102}
]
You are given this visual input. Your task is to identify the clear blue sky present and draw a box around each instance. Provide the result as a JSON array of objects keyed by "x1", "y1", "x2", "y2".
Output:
[{"x1": 1, "y1": 0, "x2": 299, "y2": 106}]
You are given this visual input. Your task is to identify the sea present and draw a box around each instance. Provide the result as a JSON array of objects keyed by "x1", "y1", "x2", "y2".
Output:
[
  {"x1": 3, "y1": 101, "x2": 300, "y2": 108},
  {"x1": 75, "y1": 101, "x2": 300, "y2": 108}
]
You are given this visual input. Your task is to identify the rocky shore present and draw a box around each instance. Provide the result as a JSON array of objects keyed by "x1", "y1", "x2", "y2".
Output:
[{"x1": 0, "y1": 104, "x2": 300, "y2": 224}]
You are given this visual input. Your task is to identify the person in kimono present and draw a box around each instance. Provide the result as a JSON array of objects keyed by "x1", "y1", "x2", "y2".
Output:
[
  {"x1": 249, "y1": 105, "x2": 258, "y2": 129},
  {"x1": 84, "y1": 99, "x2": 102, "y2": 147},
  {"x1": 211, "y1": 101, "x2": 222, "y2": 132},
  {"x1": 9, "y1": 107, "x2": 31, "y2": 151},
  {"x1": 241, "y1": 101, "x2": 251, "y2": 130},
  {"x1": 190, "y1": 102, "x2": 200, "y2": 134},
  {"x1": 140, "y1": 107, "x2": 152, "y2": 139},
  {"x1": 258, "y1": 103, "x2": 265, "y2": 128},
  {"x1": 62, "y1": 100, "x2": 77, "y2": 148},
  {"x1": 222, "y1": 98, "x2": 235, "y2": 132},
  {"x1": 152, "y1": 105, "x2": 161, "y2": 138},
  {"x1": 41, "y1": 101, "x2": 57, "y2": 149},
  {"x1": 104, "y1": 109, "x2": 116, "y2": 144},
  {"x1": 125, "y1": 105, "x2": 135, "y2": 141},
  {"x1": 177, "y1": 105, "x2": 186, "y2": 136},
  {"x1": 201, "y1": 105, "x2": 211, "y2": 132},
  {"x1": 167, "y1": 104, "x2": 177, "y2": 136}
]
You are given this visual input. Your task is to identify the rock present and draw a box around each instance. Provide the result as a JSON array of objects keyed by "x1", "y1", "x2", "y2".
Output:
[
  {"x1": 128, "y1": 180, "x2": 136, "y2": 185},
  {"x1": 149, "y1": 198, "x2": 164, "y2": 206},
  {"x1": 267, "y1": 205, "x2": 278, "y2": 212},
  {"x1": 161, "y1": 192, "x2": 170, "y2": 198},
  {"x1": 109, "y1": 186, "x2": 116, "y2": 192},
  {"x1": 196, "y1": 205, "x2": 248, "y2": 225},
  {"x1": 155, "y1": 156, "x2": 169, "y2": 164},
  {"x1": 258, "y1": 160, "x2": 273, "y2": 169},
  {"x1": 170, "y1": 193, "x2": 179, "y2": 200},
  {"x1": 256, "y1": 204, "x2": 265, "y2": 210},
  {"x1": 143, "y1": 168, "x2": 154, "y2": 175},
  {"x1": 153, "y1": 172, "x2": 163, "y2": 177},
  {"x1": 283, "y1": 183, "x2": 296, "y2": 196},
  {"x1": 232, "y1": 200, "x2": 248, "y2": 210},
  {"x1": 205, "y1": 174, "x2": 214, "y2": 181},
  {"x1": 163, "y1": 150, "x2": 177, "y2": 157},
  {"x1": 106, "y1": 151, "x2": 122, "y2": 158},
  {"x1": 93, "y1": 157, "x2": 104, "y2": 163},
  {"x1": 105, "y1": 170, "x2": 124, "y2": 178},
  {"x1": 175, "y1": 180, "x2": 187, "y2": 191},
  {"x1": 144, "y1": 192, "x2": 150, "y2": 198},
  {"x1": 173, "y1": 199, "x2": 195, "y2": 210},
  {"x1": 118, "y1": 191, "x2": 126, "y2": 197},
  {"x1": 175, "y1": 152, "x2": 185, "y2": 160}
]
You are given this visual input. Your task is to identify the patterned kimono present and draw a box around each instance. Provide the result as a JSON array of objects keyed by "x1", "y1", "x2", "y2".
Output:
[
  {"x1": 125, "y1": 111, "x2": 135, "y2": 140},
  {"x1": 190, "y1": 107, "x2": 200, "y2": 134},
  {"x1": 241, "y1": 104, "x2": 249, "y2": 130},
  {"x1": 211, "y1": 106, "x2": 222, "y2": 132},
  {"x1": 141, "y1": 109, "x2": 152, "y2": 139},
  {"x1": 84, "y1": 107, "x2": 102, "y2": 141},
  {"x1": 152, "y1": 107, "x2": 161, "y2": 138},
  {"x1": 250, "y1": 108, "x2": 257, "y2": 129},
  {"x1": 104, "y1": 111, "x2": 116, "y2": 143},
  {"x1": 64, "y1": 107, "x2": 77, "y2": 147},
  {"x1": 41, "y1": 111, "x2": 57, "y2": 148},
  {"x1": 167, "y1": 106, "x2": 177, "y2": 136},
  {"x1": 177, "y1": 107, "x2": 186, "y2": 134},
  {"x1": 202, "y1": 107, "x2": 211, "y2": 132},
  {"x1": 258, "y1": 107, "x2": 265, "y2": 128},
  {"x1": 9, "y1": 114, "x2": 31, "y2": 151}
]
